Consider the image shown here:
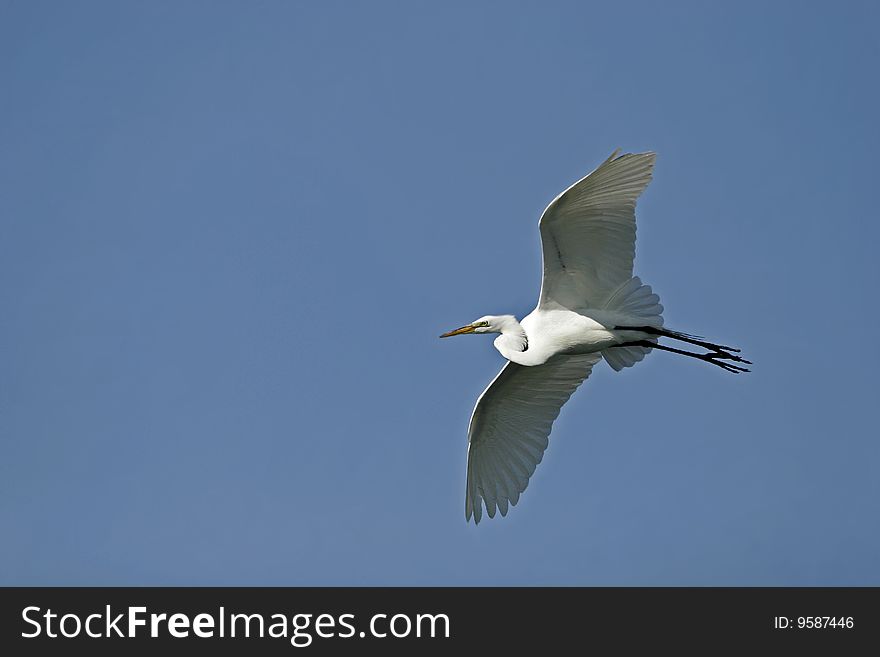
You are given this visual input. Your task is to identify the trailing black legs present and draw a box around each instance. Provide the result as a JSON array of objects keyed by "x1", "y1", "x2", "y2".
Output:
[
  {"x1": 621, "y1": 338, "x2": 751, "y2": 374},
  {"x1": 617, "y1": 325, "x2": 743, "y2": 354}
]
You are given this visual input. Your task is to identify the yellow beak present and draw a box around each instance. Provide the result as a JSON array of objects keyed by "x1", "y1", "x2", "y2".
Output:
[{"x1": 439, "y1": 325, "x2": 476, "y2": 338}]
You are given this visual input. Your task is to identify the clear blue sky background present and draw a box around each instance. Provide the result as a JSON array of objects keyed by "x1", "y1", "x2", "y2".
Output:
[{"x1": 2, "y1": 1, "x2": 878, "y2": 585}]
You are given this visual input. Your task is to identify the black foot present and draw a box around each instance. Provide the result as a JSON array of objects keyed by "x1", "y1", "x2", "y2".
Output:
[
  {"x1": 713, "y1": 350, "x2": 752, "y2": 365},
  {"x1": 701, "y1": 352, "x2": 750, "y2": 373}
]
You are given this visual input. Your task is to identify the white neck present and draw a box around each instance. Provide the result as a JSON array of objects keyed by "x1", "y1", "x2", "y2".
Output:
[{"x1": 493, "y1": 318, "x2": 529, "y2": 363}]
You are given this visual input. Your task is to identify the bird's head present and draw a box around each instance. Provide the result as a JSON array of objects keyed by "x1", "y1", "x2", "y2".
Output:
[{"x1": 439, "y1": 315, "x2": 515, "y2": 338}]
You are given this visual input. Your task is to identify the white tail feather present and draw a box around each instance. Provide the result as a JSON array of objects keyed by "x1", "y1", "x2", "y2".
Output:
[
  {"x1": 601, "y1": 276, "x2": 663, "y2": 371},
  {"x1": 602, "y1": 276, "x2": 664, "y2": 326}
]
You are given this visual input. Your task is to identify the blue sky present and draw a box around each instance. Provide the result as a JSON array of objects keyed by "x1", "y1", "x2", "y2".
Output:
[{"x1": 1, "y1": 1, "x2": 878, "y2": 585}]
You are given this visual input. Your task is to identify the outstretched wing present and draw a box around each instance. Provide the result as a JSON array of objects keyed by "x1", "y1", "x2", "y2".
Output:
[
  {"x1": 465, "y1": 353, "x2": 602, "y2": 523},
  {"x1": 538, "y1": 150, "x2": 656, "y2": 311}
]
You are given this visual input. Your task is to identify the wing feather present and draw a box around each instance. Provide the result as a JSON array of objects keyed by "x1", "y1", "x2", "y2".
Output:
[
  {"x1": 538, "y1": 151, "x2": 656, "y2": 311},
  {"x1": 465, "y1": 353, "x2": 601, "y2": 523}
]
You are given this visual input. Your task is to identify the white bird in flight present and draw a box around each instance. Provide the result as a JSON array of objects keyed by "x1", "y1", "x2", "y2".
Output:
[{"x1": 441, "y1": 150, "x2": 749, "y2": 524}]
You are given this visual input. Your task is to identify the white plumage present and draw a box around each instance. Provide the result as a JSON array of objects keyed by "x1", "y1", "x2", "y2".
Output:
[
  {"x1": 441, "y1": 150, "x2": 749, "y2": 524},
  {"x1": 464, "y1": 353, "x2": 601, "y2": 524},
  {"x1": 538, "y1": 150, "x2": 653, "y2": 311}
]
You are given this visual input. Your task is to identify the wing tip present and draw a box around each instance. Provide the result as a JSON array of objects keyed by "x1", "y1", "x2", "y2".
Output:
[
  {"x1": 614, "y1": 149, "x2": 657, "y2": 167},
  {"x1": 604, "y1": 147, "x2": 622, "y2": 164},
  {"x1": 605, "y1": 149, "x2": 657, "y2": 174},
  {"x1": 466, "y1": 499, "x2": 482, "y2": 525},
  {"x1": 466, "y1": 496, "x2": 519, "y2": 525}
]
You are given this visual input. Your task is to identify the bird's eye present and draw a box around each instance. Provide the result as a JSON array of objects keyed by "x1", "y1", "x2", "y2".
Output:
[{"x1": 478, "y1": 321, "x2": 489, "y2": 327}]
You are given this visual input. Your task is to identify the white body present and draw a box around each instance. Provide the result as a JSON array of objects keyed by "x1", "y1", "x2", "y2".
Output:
[{"x1": 495, "y1": 308, "x2": 651, "y2": 366}]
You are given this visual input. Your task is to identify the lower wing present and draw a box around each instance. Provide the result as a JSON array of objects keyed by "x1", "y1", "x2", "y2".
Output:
[{"x1": 465, "y1": 353, "x2": 601, "y2": 523}]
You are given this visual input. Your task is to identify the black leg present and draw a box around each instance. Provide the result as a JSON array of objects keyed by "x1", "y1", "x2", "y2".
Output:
[
  {"x1": 616, "y1": 325, "x2": 744, "y2": 356},
  {"x1": 625, "y1": 340, "x2": 751, "y2": 374}
]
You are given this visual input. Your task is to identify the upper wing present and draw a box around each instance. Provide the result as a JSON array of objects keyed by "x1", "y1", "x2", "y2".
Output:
[
  {"x1": 465, "y1": 353, "x2": 602, "y2": 524},
  {"x1": 538, "y1": 150, "x2": 656, "y2": 311}
]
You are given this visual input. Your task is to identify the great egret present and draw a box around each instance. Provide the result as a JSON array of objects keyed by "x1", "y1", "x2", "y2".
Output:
[{"x1": 441, "y1": 150, "x2": 749, "y2": 524}]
